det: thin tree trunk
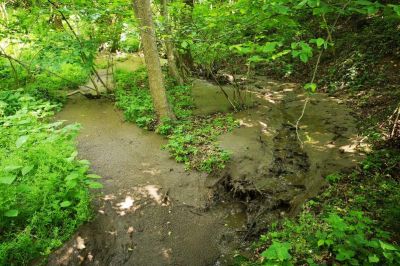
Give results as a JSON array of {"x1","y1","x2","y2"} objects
[
  {"x1": 161, "y1": 0, "x2": 183, "y2": 85},
  {"x1": 133, "y1": 0, "x2": 175, "y2": 120}
]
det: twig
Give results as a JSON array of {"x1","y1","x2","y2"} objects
[
  {"x1": 209, "y1": 71, "x2": 238, "y2": 112},
  {"x1": 390, "y1": 105, "x2": 400, "y2": 138},
  {"x1": 295, "y1": 50, "x2": 322, "y2": 147},
  {"x1": 294, "y1": 1, "x2": 350, "y2": 147}
]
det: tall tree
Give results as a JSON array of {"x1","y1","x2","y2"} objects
[
  {"x1": 133, "y1": 0, "x2": 175, "y2": 120},
  {"x1": 161, "y1": 0, "x2": 183, "y2": 85}
]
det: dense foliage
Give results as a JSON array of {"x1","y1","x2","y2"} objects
[{"x1": 0, "y1": 91, "x2": 103, "y2": 265}]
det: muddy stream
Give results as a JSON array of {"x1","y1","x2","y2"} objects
[{"x1": 48, "y1": 56, "x2": 363, "y2": 266}]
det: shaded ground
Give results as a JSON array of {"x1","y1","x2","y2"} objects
[{"x1": 48, "y1": 96, "x2": 244, "y2": 266}]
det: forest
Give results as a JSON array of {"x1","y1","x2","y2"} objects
[{"x1": 0, "y1": 0, "x2": 399, "y2": 265}]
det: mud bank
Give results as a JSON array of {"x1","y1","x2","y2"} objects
[
  {"x1": 48, "y1": 96, "x2": 245, "y2": 266},
  {"x1": 195, "y1": 77, "x2": 364, "y2": 237}
]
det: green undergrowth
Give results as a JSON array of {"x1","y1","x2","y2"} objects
[
  {"x1": 0, "y1": 90, "x2": 101, "y2": 265},
  {"x1": 0, "y1": 31, "x2": 92, "y2": 101},
  {"x1": 114, "y1": 67, "x2": 238, "y2": 173},
  {"x1": 237, "y1": 149, "x2": 400, "y2": 266}
]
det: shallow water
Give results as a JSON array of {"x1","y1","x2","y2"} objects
[
  {"x1": 210, "y1": 77, "x2": 364, "y2": 233},
  {"x1": 48, "y1": 95, "x2": 245, "y2": 266},
  {"x1": 48, "y1": 61, "x2": 364, "y2": 264}
]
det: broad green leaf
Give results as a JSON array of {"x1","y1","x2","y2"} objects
[
  {"x1": 60, "y1": 201, "x2": 72, "y2": 208},
  {"x1": 65, "y1": 172, "x2": 79, "y2": 181},
  {"x1": 87, "y1": 174, "x2": 101, "y2": 179},
  {"x1": 16, "y1": 135, "x2": 29, "y2": 148},
  {"x1": 181, "y1": 41, "x2": 188, "y2": 49},
  {"x1": 21, "y1": 165, "x2": 34, "y2": 176},
  {"x1": 336, "y1": 248, "x2": 355, "y2": 261},
  {"x1": 300, "y1": 53, "x2": 309, "y2": 63},
  {"x1": 368, "y1": 254, "x2": 380, "y2": 263},
  {"x1": 5, "y1": 165, "x2": 22, "y2": 172},
  {"x1": 0, "y1": 175, "x2": 17, "y2": 185},
  {"x1": 304, "y1": 83, "x2": 317, "y2": 92},
  {"x1": 261, "y1": 241, "x2": 292, "y2": 261},
  {"x1": 379, "y1": 240, "x2": 398, "y2": 251},
  {"x1": 88, "y1": 181, "x2": 103, "y2": 189},
  {"x1": 5, "y1": 209, "x2": 19, "y2": 217},
  {"x1": 66, "y1": 179, "x2": 78, "y2": 189}
]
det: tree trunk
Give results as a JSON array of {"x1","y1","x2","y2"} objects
[
  {"x1": 133, "y1": 0, "x2": 175, "y2": 120},
  {"x1": 161, "y1": 0, "x2": 184, "y2": 85}
]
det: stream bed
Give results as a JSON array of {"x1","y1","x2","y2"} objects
[{"x1": 47, "y1": 56, "x2": 364, "y2": 265}]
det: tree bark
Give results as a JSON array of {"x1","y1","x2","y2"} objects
[
  {"x1": 161, "y1": 0, "x2": 184, "y2": 85},
  {"x1": 133, "y1": 0, "x2": 175, "y2": 120}
]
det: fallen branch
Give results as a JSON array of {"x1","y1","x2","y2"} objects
[
  {"x1": 209, "y1": 71, "x2": 238, "y2": 112},
  {"x1": 390, "y1": 104, "x2": 400, "y2": 139}
]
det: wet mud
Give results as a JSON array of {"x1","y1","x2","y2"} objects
[
  {"x1": 201, "y1": 77, "x2": 364, "y2": 237},
  {"x1": 48, "y1": 96, "x2": 244, "y2": 266}
]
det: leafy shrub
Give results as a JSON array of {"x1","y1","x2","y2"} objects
[
  {"x1": 255, "y1": 210, "x2": 400, "y2": 266},
  {"x1": 120, "y1": 34, "x2": 141, "y2": 53},
  {"x1": 0, "y1": 92, "x2": 99, "y2": 265}
]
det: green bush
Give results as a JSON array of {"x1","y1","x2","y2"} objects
[
  {"x1": 254, "y1": 210, "x2": 400, "y2": 266},
  {"x1": 120, "y1": 34, "x2": 141, "y2": 53},
  {"x1": 0, "y1": 92, "x2": 100, "y2": 265}
]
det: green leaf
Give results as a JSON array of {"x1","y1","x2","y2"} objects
[
  {"x1": 5, "y1": 165, "x2": 22, "y2": 172},
  {"x1": 181, "y1": 41, "x2": 188, "y2": 49},
  {"x1": 5, "y1": 209, "x2": 19, "y2": 217},
  {"x1": 60, "y1": 201, "x2": 72, "y2": 208},
  {"x1": 248, "y1": 55, "x2": 264, "y2": 63},
  {"x1": 304, "y1": 83, "x2": 317, "y2": 92},
  {"x1": 317, "y1": 239, "x2": 325, "y2": 247},
  {"x1": 368, "y1": 254, "x2": 380, "y2": 263},
  {"x1": 87, "y1": 174, "x2": 101, "y2": 179},
  {"x1": 316, "y1": 38, "x2": 324, "y2": 48},
  {"x1": 16, "y1": 135, "x2": 29, "y2": 148},
  {"x1": 379, "y1": 240, "x2": 398, "y2": 251},
  {"x1": 0, "y1": 175, "x2": 17, "y2": 185},
  {"x1": 261, "y1": 241, "x2": 292, "y2": 261},
  {"x1": 261, "y1": 42, "x2": 279, "y2": 53},
  {"x1": 88, "y1": 181, "x2": 103, "y2": 189},
  {"x1": 300, "y1": 53, "x2": 309, "y2": 63},
  {"x1": 65, "y1": 172, "x2": 79, "y2": 181},
  {"x1": 336, "y1": 248, "x2": 355, "y2": 261},
  {"x1": 66, "y1": 179, "x2": 78, "y2": 189},
  {"x1": 21, "y1": 165, "x2": 34, "y2": 176}
]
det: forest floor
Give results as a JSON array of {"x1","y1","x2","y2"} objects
[{"x1": 46, "y1": 55, "x2": 367, "y2": 265}]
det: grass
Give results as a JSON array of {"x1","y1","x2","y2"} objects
[{"x1": 114, "y1": 67, "x2": 238, "y2": 173}]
